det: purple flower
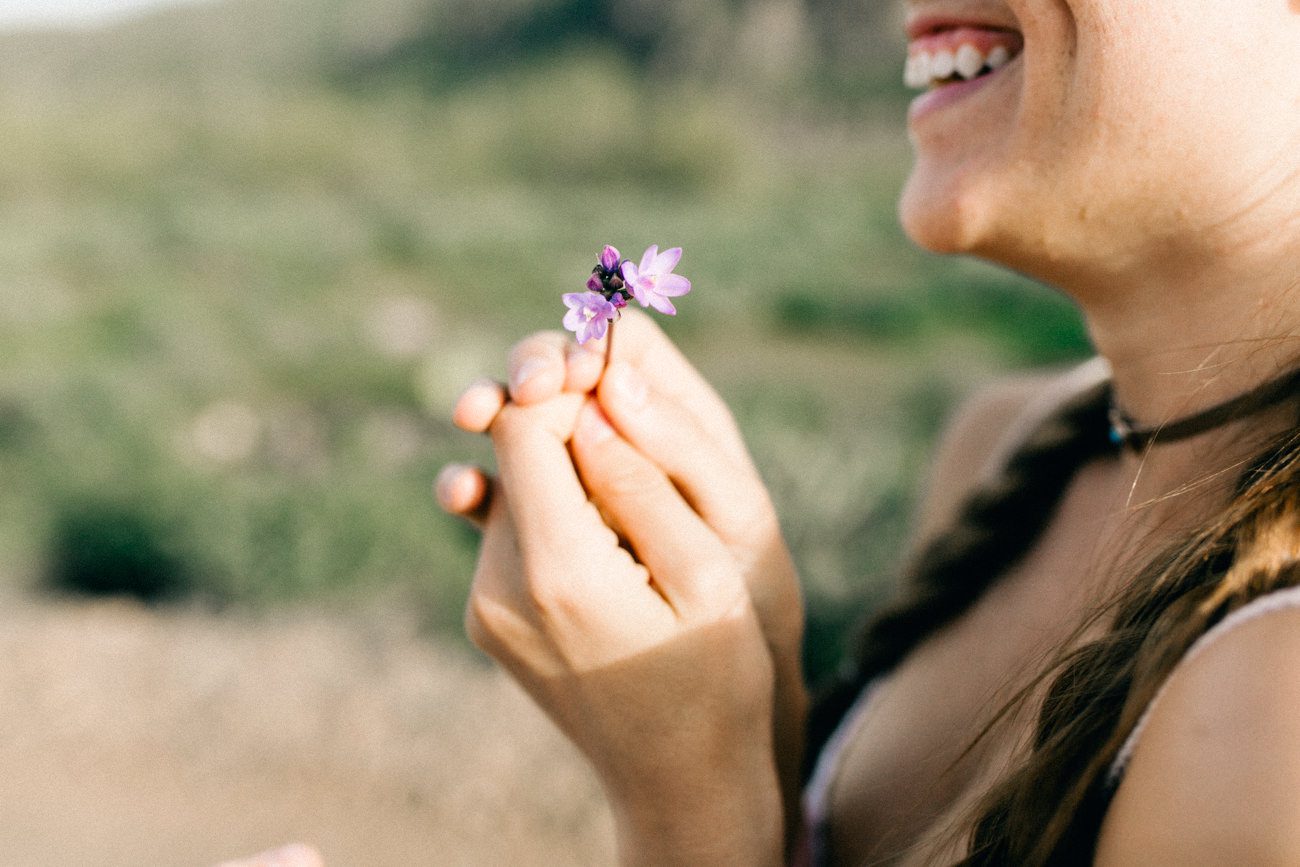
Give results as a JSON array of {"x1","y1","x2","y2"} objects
[
  {"x1": 599, "y1": 245, "x2": 622, "y2": 272},
  {"x1": 620, "y1": 245, "x2": 692, "y2": 315},
  {"x1": 562, "y1": 291, "x2": 617, "y2": 344},
  {"x1": 562, "y1": 243, "x2": 690, "y2": 340}
]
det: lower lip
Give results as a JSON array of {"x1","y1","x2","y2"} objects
[{"x1": 907, "y1": 62, "x2": 1014, "y2": 124}]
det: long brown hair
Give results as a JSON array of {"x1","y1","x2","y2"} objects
[
  {"x1": 807, "y1": 364, "x2": 1300, "y2": 863},
  {"x1": 962, "y1": 422, "x2": 1300, "y2": 864},
  {"x1": 805, "y1": 371, "x2": 1115, "y2": 769}
]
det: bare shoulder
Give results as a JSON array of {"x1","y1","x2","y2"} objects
[
  {"x1": 1096, "y1": 600, "x2": 1300, "y2": 865},
  {"x1": 910, "y1": 366, "x2": 1086, "y2": 548}
]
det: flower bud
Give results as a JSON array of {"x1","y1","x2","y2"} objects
[
  {"x1": 599, "y1": 245, "x2": 621, "y2": 272},
  {"x1": 586, "y1": 273, "x2": 603, "y2": 292}
]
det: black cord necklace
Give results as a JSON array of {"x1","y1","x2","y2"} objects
[{"x1": 1108, "y1": 365, "x2": 1300, "y2": 452}]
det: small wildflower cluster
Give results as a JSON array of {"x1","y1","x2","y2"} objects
[{"x1": 562, "y1": 244, "x2": 691, "y2": 345}]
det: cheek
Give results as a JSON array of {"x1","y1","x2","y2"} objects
[
  {"x1": 1050, "y1": 1, "x2": 1292, "y2": 222},
  {"x1": 898, "y1": 0, "x2": 1296, "y2": 266},
  {"x1": 901, "y1": 55, "x2": 1213, "y2": 260}
]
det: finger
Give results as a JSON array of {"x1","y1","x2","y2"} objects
[
  {"x1": 489, "y1": 394, "x2": 670, "y2": 618},
  {"x1": 435, "y1": 463, "x2": 493, "y2": 527},
  {"x1": 597, "y1": 361, "x2": 775, "y2": 546},
  {"x1": 489, "y1": 392, "x2": 595, "y2": 559},
  {"x1": 464, "y1": 485, "x2": 560, "y2": 668},
  {"x1": 563, "y1": 338, "x2": 607, "y2": 395},
  {"x1": 571, "y1": 401, "x2": 740, "y2": 616},
  {"x1": 507, "y1": 331, "x2": 569, "y2": 404},
  {"x1": 213, "y1": 844, "x2": 323, "y2": 867},
  {"x1": 453, "y1": 378, "x2": 507, "y2": 434},
  {"x1": 602, "y1": 310, "x2": 749, "y2": 462}
]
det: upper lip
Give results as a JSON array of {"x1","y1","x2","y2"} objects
[{"x1": 905, "y1": 7, "x2": 1020, "y2": 40}]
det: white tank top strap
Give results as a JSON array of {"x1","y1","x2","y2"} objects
[
  {"x1": 1105, "y1": 583, "x2": 1300, "y2": 788},
  {"x1": 801, "y1": 677, "x2": 886, "y2": 865}
]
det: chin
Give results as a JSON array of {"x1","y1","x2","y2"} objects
[
  {"x1": 898, "y1": 173, "x2": 1104, "y2": 300},
  {"x1": 897, "y1": 159, "x2": 1066, "y2": 284},
  {"x1": 898, "y1": 164, "x2": 983, "y2": 255}
]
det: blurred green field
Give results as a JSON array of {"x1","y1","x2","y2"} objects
[{"x1": 0, "y1": 0, "x2": 1091, "y2": 683}]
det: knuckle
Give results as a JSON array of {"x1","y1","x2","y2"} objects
[
  {"x1": 524, "y1": 576, "x2": 580, "y2": 623},
  {"x1": 463, "y1": 592, "x2": 497, "y2": 653},
  {"x1": 678, "y1": 560, "x2": 744, "y2": 616},
  {"x1": 489, "y1": 402, "x2": 527, "y2": 442},
  {"x1": 598, "y1": 455, "x2": 660, "y2": 499},
  {"x1": 464, "y1": 581, "x2": 520, "y2": 657}
]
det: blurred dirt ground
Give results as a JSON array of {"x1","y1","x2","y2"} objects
[{"x1": 0, "y1": 598, "x2": 615, "y2": 866}]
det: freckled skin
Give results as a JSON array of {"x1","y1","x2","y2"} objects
[
  {"x1": 901, "y1": 0, "x2": 1300, "y2": 428},
  {"x1": 902, "y1": 0, "x2": 1299, "y2": 305}
]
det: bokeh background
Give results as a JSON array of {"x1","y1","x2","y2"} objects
[{"x1": 0, "y1": 0, "x2": 1091, "y2": 863}]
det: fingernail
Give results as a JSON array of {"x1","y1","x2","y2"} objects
[
  {"x1": 565, "y1": 340, "x2": 603, "y2": 364},
  {"x1": 435, "y1": 464, "x2": 466, "y2": 506},
  {"x1": 512, "y1": 358, "x2": 546, "y2": 392},
  {"x1": 578, "y1": 403, "x2": 615, "y2": 445},
  {"x1": 607, "y1": 363, "x2": 647, "y2": 411}
]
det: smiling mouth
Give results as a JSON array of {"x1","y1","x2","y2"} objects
[{"x1": 904, "y1": 27, "x2": 1024, "y2": 91}]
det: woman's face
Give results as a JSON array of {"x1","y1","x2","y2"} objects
[{"x1": 898, "y1": 0, "x2": 1300, "y2": 294}]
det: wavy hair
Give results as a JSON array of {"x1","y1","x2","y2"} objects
[{"x1": 807, "y1": 365, "x2": 1300, "y2": 863}]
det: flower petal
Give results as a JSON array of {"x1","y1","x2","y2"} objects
[
  {"x1": 621, "y1": 265, "x2": 646, "y2": 305},
  {"x1": 653, "y1": 247, "x2": 682, "y2": 273},
  {"x1": 648, "y1": 294, "x2": 677, "y2": 315},
  {"x1": 656, "y1": 274, "x2": 692, "y2": 297},
  {"x1": 639, "y1": 245, "x2": 658, "y2": 273}
]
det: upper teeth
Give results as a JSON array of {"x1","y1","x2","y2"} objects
[{"x1": 904, "y1": 43, "x2": 1014, "y2": 90}]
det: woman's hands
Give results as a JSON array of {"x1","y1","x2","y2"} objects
[
  {"x1": 439, "y1": 312, "x2": 808, "y2": 856},
  {"x1": 464, "y1": 385, "x2": 782, "y2": 863},
  {"x1": 442, "y1": 312, "x2": 805, "y2": 683}
]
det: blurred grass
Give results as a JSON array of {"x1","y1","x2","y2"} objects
[{"x1": 0, "y1": 0, "x2": 1091, "y2": 683}]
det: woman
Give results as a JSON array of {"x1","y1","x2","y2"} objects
[{"x1": 438, "y1": 0, "x2": 1300, "y2": 862}]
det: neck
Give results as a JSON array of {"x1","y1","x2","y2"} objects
[
  {"x1": 1071, "y1": 238, "x2": 1300, "y2": 506},
  {"x1": 1090, "y1": 286, "x2": 1300, "y2": 429}
]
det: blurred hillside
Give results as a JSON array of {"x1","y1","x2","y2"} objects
[
  {"x1": 0, "y1": 0, "x2": 903, "y2": 94},
  {"x1": 0, "y1": 0, "x2": 1090, "y2": 684}
]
